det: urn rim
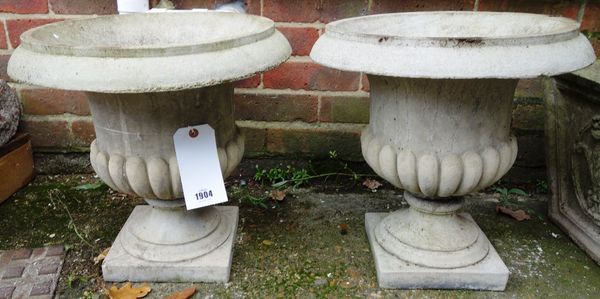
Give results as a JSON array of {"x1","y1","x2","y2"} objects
[
  {"x1": 310, "y1": 11, "x2": 596, "y2": 79},
  {"x1": 8, "y1": 12, "x2": 291, "y2": 93}
]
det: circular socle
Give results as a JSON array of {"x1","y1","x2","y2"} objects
[
  {"x1": 310, "y1": 11, "x2": 596, "y2": 79},
  {"x1": 8, "y1": 12, "x2": 291, "y2": 93}
]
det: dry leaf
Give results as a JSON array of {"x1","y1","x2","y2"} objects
[
  {"x1": 362, "y1": 179, "x2": 382, "y2": 190},
  {"x1": 108, "y1": 282, "x2": 151, "y2": 299},
  {"x1": 338, "y1": 223, "x2": 349, "y2": 235},
  {"x1": 496, "y1": 205, "x2": 531, "y2": 221},
  {"x1": 262, "y1": 239, "x2": 273, "y2": 246},
  {"x1": 94, "y1": 247, "x2": 110, "y2": 265},
  {"x1": 164, "y1": 287, "x2": 196, "y2": 299},
  {"x1": 269, "y1": 190, "x2": 286, "y2": 201}
]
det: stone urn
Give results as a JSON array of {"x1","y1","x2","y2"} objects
[
  {"x1": 8, "y1": 12, "x2": 291, "y2": 282},
  {"x1": 310, "y1": 11, "x2": 595, "y2": 290}
]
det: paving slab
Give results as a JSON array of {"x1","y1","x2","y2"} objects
[{"x1": 0, "y1": 246, "x2": 64, "y2": 299}]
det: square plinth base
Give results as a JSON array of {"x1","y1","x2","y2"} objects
[
  {"x1": 365, "y1": 213, "x2": 509, "y2": 290},
  {"x1": 102, "y1": 206, "x2": 238, "y2": 282}
]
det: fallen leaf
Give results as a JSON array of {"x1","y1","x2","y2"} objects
[
  {"x1": 94, "y1": 247, "x2": 110, "y2": 265},
  {"x1": 108, "y1": 282, "x2": 151, "y2": 299},
  {"x1": 262, "y1": 239, "x2": 273, "y2": 246},
  {"x1": 362, "y1": 179, "x2": 382, "y2": 190},
  {"x1": 329, "y1": 279, "x2": 337, "y2": 287},
  {"x1": 164, "y1": 287, "x2": 196, "y2": 299},
  {"x1": 496, "y1": 205, "x2": 531, "y2": 221},
  {"x1": 338, "y1": 223, "x2": 349, "y2": 235},
  {"x1": 269, "y1": 190, "x2": 286, "y2": 201}
]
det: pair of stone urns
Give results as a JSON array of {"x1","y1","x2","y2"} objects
[{"x1": 8, "y1": 10, "x2": 596, "y2": 290}]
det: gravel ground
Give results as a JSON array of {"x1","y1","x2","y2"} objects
[{"x1": 1, "y1": 168, "x2": 598, "y2": 298}]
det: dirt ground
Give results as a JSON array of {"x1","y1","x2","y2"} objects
[{"x1": 1, "y1": 159, "x2": 599, "y2": 298}]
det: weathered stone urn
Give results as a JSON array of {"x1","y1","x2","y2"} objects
[
  {"x1": 8, "y1": 12, "x2": 291, "y2": 282},
  {"x1": 311, "y1": 11, "x2": 595, "y2": 290},
  {"x1": 545, "y1": 59, "x2": 600, "y2": 264}
]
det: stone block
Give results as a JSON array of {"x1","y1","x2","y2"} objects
[
  {"x1": 102, "y1": 206, "x2": 239, "y2": 282},
  {"x1": 366, "y1": 213, "x2": 509, "y2": 290}
]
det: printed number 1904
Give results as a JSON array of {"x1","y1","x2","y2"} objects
[{"x1": 195, "y1": 190, "x2": 214, "y2": 200}]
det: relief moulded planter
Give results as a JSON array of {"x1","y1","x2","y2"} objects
[
  {"x1": 310, "y1": 11, "x2": 595, "y2": 290},
  {"x1": 545, "y1": 59, "x2": 600, "y2": 264},
  {"x1": 8, "y1": 12, "x2": 291, "y2": 282}
]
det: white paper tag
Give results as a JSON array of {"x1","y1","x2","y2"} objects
[{"x1": 173, "y1": 125, "x2": 228, "y2": 210}]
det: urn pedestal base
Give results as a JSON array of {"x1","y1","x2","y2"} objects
[
  {"x1": 365, "y1": 212, "x2": 508, "y2": 290},
  {"x1": 102, "y1": 205, "x2": 238, "y2": 282}
]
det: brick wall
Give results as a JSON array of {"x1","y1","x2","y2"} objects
[{"x1": 1, "y1": 0, "x2": 599, "y2": 165}]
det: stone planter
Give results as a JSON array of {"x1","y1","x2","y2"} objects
[
  {"x1": 545, "y1": 59, "x2": 600, "y2": 264},
  {"x1": 311, "y1": 11, "x2": 595, "y2": 290},
  {"x1": 8, "y1": 12, "x2": 291, "y2": 282}
]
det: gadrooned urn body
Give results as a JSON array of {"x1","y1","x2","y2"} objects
[
  {"x1": 311, "y1": 11, "x2": 596, "y2": 198},
  {"x1": 8, "y1": 12, "x2": 292, "y2": 200}
]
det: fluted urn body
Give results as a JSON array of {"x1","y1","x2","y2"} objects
[
  {"x1": 311, "y1": 11, "x2": 595, "y2": 290},
  {"x1": 8, "y1": 12, "x2": 291, "y2": 282}
]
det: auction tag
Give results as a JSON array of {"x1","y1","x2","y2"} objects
[{"x1": 173, "y1": 124, "x2": 228, "y2": 210}]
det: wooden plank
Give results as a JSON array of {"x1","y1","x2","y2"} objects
[{"x1": 0, "y1": 135, "x2": 35, "y2": 203}]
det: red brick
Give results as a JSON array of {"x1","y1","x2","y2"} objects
[
  {"x1": 0, "y1": 55, "x2": 9, "y2": 81},
  {"x1": 72, "y1": 119, "x2": 96, "y2": 146},
  {"x1": 361, "y1": 73, "x2": 370, "y2": 92},
  {"x1": 234, "y1": 93, "x2": 318, "y2": 122},
  {"x1": 277, "y1": 27, "x2": 319, "y2": 56},
  {"x1": 234, "y1": 75, "x2": 260, "y2": 88},
  {"x1": 264, "y1": 0, "x2": 368, "y2": 23},
  {"x1": 320, "y1": 95, "x2": 369, "y2": 123},
  {"x1": 591, "y1": 37, "x2": 600, "y2": 57},
  {"x1": 264, "y1": 61, "x2": 360, "y2": 91},
  {"x1": 370, "y1": 0, "x2": 474, "y2": 14},
  {"x1": 2, "y1": 266, "x2": 25, "y2": 278},
  {"x1": 478, "y1": 0, "x2": 580, "y2": 19},
  {"x1": 45, "y1": 245, "x2": 65, "y2": 257},
  {"x1": 19, "y1": 120, "x2": 70, "y2": 148},
  {"x1": 166, "y1": 0, "x2": 260, "y2": 14},
  {"x1": 38, "y1": 263, "x2": 60, "y2": 275},
  {"x1": 582, "y1": 1, "x2": 600, "y2": 32},
  {"x1": 20, "y1": 88, "x2": 91, "y2": 116},
  {"x1": 30, "y1": 281, "x2": 52, "y2": 296},
  {"x1": 0, "y1": 22, "x2": 7, "y2": 50},
  {"x1": 265, "y1": 125, "x2": 362, "y2": 159},
  {"x1": 11, "y1": 249, "x2": 32, "y2": 260},
  {"x1": 50, "y1": 0, "x2": 117, "y2": 14},
  {"x1": 239, "y1": 126, "x2": 266, "y2": 155},
  {"x1": 0, "y1": 0, "x2": 48, "y2": 14},
  {"x1": 7, "y1": 19, "x2": 64, "y2": 48}
]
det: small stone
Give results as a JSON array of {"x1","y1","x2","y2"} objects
[
  {"x1": 313, "y1": 278, "x2": 327, "y2": 287},
  {"x1": 0, "y1": 80, "x2": 20, "y2": 146}
]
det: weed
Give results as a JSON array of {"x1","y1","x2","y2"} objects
[
  {"x1": 66, "y1": 274, "x2": 89, "y2": 289},
  {"x1": 47, "y1": 189, "x2": 96, "y2": 249},
  {"x1": 254, "y1": 152, "x2": 374, "y2": 189},
  {"x1": 229, "y1": 185, "x2": 268, "y2": 208},
  {"x1": 535, "y1": 179, "x2": 549, "y2": 194},
  {"x1": 254, "y1": 164, "x2": 311, "y2": 188}
]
